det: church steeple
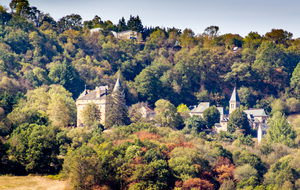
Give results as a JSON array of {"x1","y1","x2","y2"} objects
[{"x1": 229, "y1": 87, "x2": 240, "y2": 114}]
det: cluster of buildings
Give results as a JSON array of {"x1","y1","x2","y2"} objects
[
  {"x1": 76, "y1": 78, "x2": 269, "y2": 142},
  {"x1": 189, "y1": 87, "x2": 270, "y2": 142},
  {"x1": 90, "y1": 28, "x2": 138, "y2": 40}
]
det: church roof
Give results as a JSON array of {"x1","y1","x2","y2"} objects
[
  {"x1": 217, "y1": 107, "x2": 229, "y2": 115},
  {"x1": 77, "y1": 86, "x2": 107, "y2": 100},
  {"x1": 189, "y1": 102, "x2": 210, "y2": 113},
  {"x1": 243, "y1": 109, "x2": 268, "y2": 117},
  {"x1": 230, "y1": 87, "x2": 240, "y2": 102}
]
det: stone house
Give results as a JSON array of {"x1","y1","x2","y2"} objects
[
  {"x1": 189, "y1": 102, "x2": 210, "y2": 118},
  {"x1": 76, "y1": 76, "x2": 121, "y2": 127},
  {"x1": 139, "y1": 106, "x2": 155, "y2": 120}
]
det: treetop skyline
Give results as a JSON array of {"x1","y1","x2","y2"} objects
[{"x1": 1, "y1": 0, "x2": 300, "y2": 38}]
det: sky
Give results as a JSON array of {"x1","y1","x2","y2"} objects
[{"x1": 1, "y1": 0, "x2": 300, "y2": 38}]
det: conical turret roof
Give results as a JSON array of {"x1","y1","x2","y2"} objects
[
  {"x1": 113, "y1": 74, "x2": 122, "y2": 92},
  {"x1": 230, "y1": 87, "x2": 240, "y2": 102},
  {"x1": 77, "y1": 85, "x2": 87, "y2": 99}
]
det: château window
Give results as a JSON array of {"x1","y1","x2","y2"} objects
[{"x1": 231, "y1": 104, "x2": 234, "y2": 109}]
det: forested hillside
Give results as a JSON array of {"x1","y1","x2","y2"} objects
[{"x1": 1, "y1": 0, "x2": 300, "y2": 190}]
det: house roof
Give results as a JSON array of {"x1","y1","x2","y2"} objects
[
  {"x1": 77, "y1": 89, "x2": 87, "y2": 99},
  {"x1": 230, "y1": 87, "x2": 240, "y2": 102},
  {"x1": 189, "y1": 102, "x2": 210, "y2": 113},
  {"x1": 77, "y1": 86, "x2": 107, "y2": 101},
  {"x1": 141, "y1": 106, "x2": 155, "y2": 112},
  {"x1": 217, "y1": 107, "x2": 229, "y2": 115},
  {"x1": 243, "y1": 109, "x2": 268, "y2": 117}
]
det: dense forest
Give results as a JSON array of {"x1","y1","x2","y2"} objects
[{"x1": 1, "y1": 0, "x2": 300, "y2": 189}]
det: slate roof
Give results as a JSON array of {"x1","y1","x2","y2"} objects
[
  {"x1": 113, "y1": 75, "x2": 122, "y2": 92},
  {"x1": 230, "y1": 87, "x2": 240, "y2": 102},
  {"x1": 243, "y1": 109, "x2": 268, "y2": 117},
  {"x1": 189, "y1": 102, "x2": 210, "y2": 113},
  {"x1": 77, "y1": 86, "x2": 107, "y2": 100},
  {"x1": 217, "y1": 107, "x2": 229, "y2": 115},
  {"x1": 77, "y1": 89, "x2": 87, "y2": 99}
]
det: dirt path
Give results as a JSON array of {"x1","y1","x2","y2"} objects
[{"x1": 0, "y1": 176, "x2": 67, "y2": 190}]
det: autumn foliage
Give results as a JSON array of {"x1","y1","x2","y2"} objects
[
  {"x1": 213, "y1": 157, "x2": 236, "y2": 184},
  {"x1": 181, "y1": 178, "x2": 215, "y2": 190}
]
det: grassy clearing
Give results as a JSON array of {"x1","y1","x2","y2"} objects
[{"x1": 0, "y1": 176, "x2": 67, "y2": 190}]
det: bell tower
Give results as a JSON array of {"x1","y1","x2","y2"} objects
[{"x1": 229, "y1": 87, "x2": 240, "y2": 114}]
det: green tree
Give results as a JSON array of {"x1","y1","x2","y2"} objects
[
  {"x1": 8, "y1": 123, "x2": 60, "y2": 173},
  {"x1": 62, "y1": 144, "x2": 103, "y2": 190},
  {"x1": 266, "y1": 112, "x2": 296, "y2": 147},
  {"x1": 203, "y1": 105, "x2": 220, "y2": 129},
  {"x1": 154, "y1": 99, "x2": 183, "y2": 129},
  {"x1": 127, "y1": 15, "x2": 143, "y2": 32},
  {"x1": 105, "y1": 86, "x2": 128, "y2": 128},
  {"x1": 0, "y1": 6, "x2": 12, "y2": 25},
  {"x1": 290, "y1": 62, "x2": 300, "y2": 98},
  {"x1": 47, "y1": 93, "x2": 70, "y2": 127},
  {"x1": 184, "y1": 115, "x2": 206, "y2": 135},
  {"x1": 227, "y1": 108, "x2": 250, "y2": 134},
  {"x1": 135, "y1": 68, "x2": 160, "y2": 104},
  {"x1": 81, "y1": 102, "x2": 101, "y2": 127},
  {"x1": 48, "y1": 59, "x2": 84, "y2": 98},
  {"x1": 117, "y1": 17, "x2": 127, "y2": 32},
  {"x1": 234, "y1": 164, "x2": 258, "y2": 181},
  {"x1": 235, "y1": 150, "x2": 266, "y2": 178},
  {"x1": 57, "y1": 14, "x2": 82, "y2": 32},
  {"x1": 9, "y1": 0, "x2": 30, "y2": 16},
  {"x1": 181, "y1": 28, "x2": 197, "y2": 48},
  {"x1": 264, "y1": 160, "x2": 298, "y2": 187},
  {"x1": 203, "y1": 25, "x2": 219, "y2": 37},
  {"x1": 265, "y1": 29, "x2": 293, "y2": 45}
]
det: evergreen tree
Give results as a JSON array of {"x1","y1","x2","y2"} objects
[
  {"x1": 117, "y1": 17, "x2": 127, "y2": 32},
  {"x1": 127, "y1": 15, "x2": 143, "y2": 32},
  {"x1": 105, "y1": 86, "x2": 128, "y2": 128}
]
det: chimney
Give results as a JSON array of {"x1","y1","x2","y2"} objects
[{"x1": 96, "y1": 87, "x2": 101, "y2": 98}]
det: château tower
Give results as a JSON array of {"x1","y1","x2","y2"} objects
[
  {"x1": 229, "y1": 87, "x2": 240, "y2": 114},
  {"x1": 75, "y1": 75, "x2": 124, "y2": 127}
]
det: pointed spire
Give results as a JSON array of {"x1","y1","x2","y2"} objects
[
  {"x1": 113, "y1": 72, "x2": 122, "y2": 92},
  {"x1": 230, "y1": 87, "x2": 240, "y2": 102}
]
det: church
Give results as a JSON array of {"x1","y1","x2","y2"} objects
[
  {"x1": 75, "y1": 76, "x2": 122, "y2": 127},
  {"x1": 189, "y1": 87, "x2": 270, "y2": 142}
]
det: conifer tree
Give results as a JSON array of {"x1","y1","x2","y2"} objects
[{"x1": 105, "y1": 86, "x2": 128, "y2": 128}]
